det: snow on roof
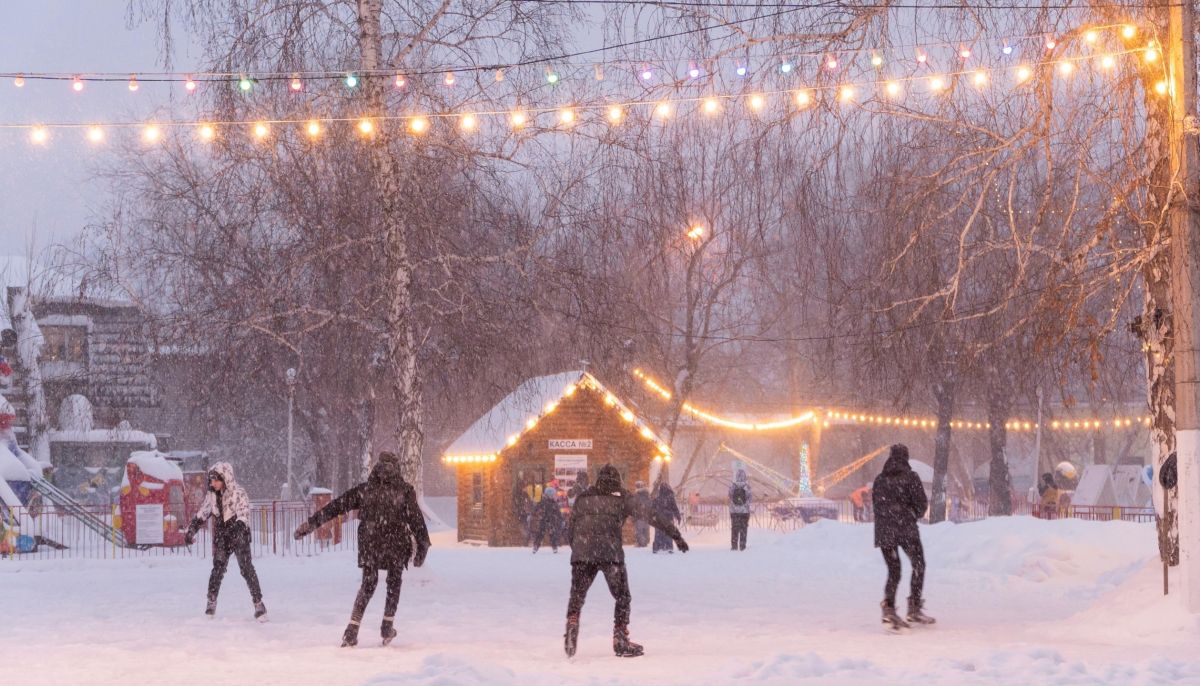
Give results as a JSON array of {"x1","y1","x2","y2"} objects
[
  {"x1": 443, "y1": 371, "x2": 670, "y2": 459},
  {"x1": 0, "y1": 443, "x2": 33, "y2": 481},
  {"x1": 49, "y1": 428, "x2": 158, "y2": 448},
  {"x1": 908, "y1": 459, "x2": 935, "y2": 483},
  {"x1": 127, "y1": 451, "x2": 183, "y2": 483}
]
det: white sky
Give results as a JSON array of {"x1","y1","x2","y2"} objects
[{"x1": 0, "y1": 3, "x2": 197, "y2": 250}]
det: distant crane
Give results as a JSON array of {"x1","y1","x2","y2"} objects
[{"x1": 716, "y1": 442, "x2": 890, "y2": 497}]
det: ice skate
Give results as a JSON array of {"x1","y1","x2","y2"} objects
[
  {"x1": 613, "y1": 624, "x2": 644, "y2": 657},
  {"x1": 881, "y1": 601, "x2": 910, "y2": 633},
  {"x1": 381, "y1": 620, "x2": 398, "y2": 646},
  {"x1": 564, "y1": 615, "x2": 580, "y2": 658},
  {"x1": 205, "y1": 596, "x2": 217, "y2": 618},
  {"x1": 253, "y1": 601, "x2": 268, "y2": 622},
  {"x1": 341, "y1": 622, "x2": 360, "y2": 647},
  {"x1": 906, "y1": 597, "x2": 936, "y2": 626}
]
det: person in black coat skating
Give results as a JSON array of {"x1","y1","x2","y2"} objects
[
  {"x1": 650, "y1": 483, "x2": 682, "y2": 553},
  {"x1": 532, "y1": 486, "x2": 564, "y2": 553},
  {"x1": 294, "y1": 452, "x2": 431, "y2": 647},
  {"x1": 564, "y1": 464, "x2": 689, "y2": 658},
  {"x1": 871, "y1": 444, "x2": 934, "y2": 629}
]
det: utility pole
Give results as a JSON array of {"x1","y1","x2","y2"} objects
[
  {"x1": 286, "y1": 367, "x2": 297, "y2": 501},
  {"x1": 1166, "y1": 0, "x2": 1200, "y2": 611}
]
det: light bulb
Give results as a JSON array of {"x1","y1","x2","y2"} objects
[
  {"x1": 253, "y1": 122, "x2": 269, "y2": 139},
  {"x1": 735, "y1": 65, "x2": 747, "y2": 76},
  {"x1": 444, "y1": 72, "x2": 456, "y2": 86},
  {"x1": 395, "y1": 74, "x2": 407, "y2": 88},
  {"x1": 885, "y1": 81, "x2": 901, "y2": 97},
  {"x1": 654, "y1": 102, "x2": 671, "y2": 118},
  {"x1": 826, "y1": 57, "x2": 838, "y2": 70},
  {"x1": 703, "y1": 97, "x2": 720, "y2": 114},
  {"x1": 1101, "y1": 54, "x2": 1116, "y2": 69},
  {"x1": 973, "y1": 70, "x2": 987, "y2": 86},
  {"x1": 410, "y1": 117, "x2": 429, "y2": 134},
  {"x1": 13, "y1": 75, "x2": 25, "y2": 87},
  {"x1": 1002, "y1": 45, "x2": 1013, "y2": 55},
  {"x1": 917, "y1": 53, "x2": 927, "y2": 64},
  {"x1": 839, "y1": 85, "x2": 855, "y2": 101},
  {"x1": 688, "y1": 67, "x2": 700, "y2": 78},
  {"x1": 143, "y1": 125, "x2": 161, "y2": 143},
  {"x1": 795, "y1": 90, "x2": 812, "y2": 107},
  {"x1": 871, "y1": 54, "x2": 883, "y2": 67},
  {"x1": 1058, "y1": 61, "x2": 1075, "y2": 76},
  {"x1": 290, "y1": 77, "x2": 303, "y2": 91},
  {"x1": 460, "y1": 114, "x2": 477, "y2": 131},
  {"x1": 780, "y1": 62, "x2": 792, "y2": 73},
  {"x1": 511, "y1": 111, "x2": 527, "y2": 128},
  {"x1": 1145, "y1": 47, "x2": 1159, "y2": 63},
  {"x1": 239, "y1": 77, "x2": 252, "y2": 91},
  {"x1": 30, "y1": 127, "x2": 47, "y2": 144},
  {"x1": 559, "y1": 108, "x2": 575, "y2": 124},
  {"x1": 641, "y1": 69, "x2": 653, "y2": 80},
  {"x1": 959, "y1": 48, "x2": 971, "y2": 59},
  {"x1": 1155, "y1": 80, "x2": 1169, "y2": 95},
  {"x1": 185, "y1": 77, "x2": 197, "y2": 92},
  {"x1": 1122, "y1": 25, "x2": 1136, "y2": 39},
  {"x1": 198, "y1": 124, "x2": 216, "y2": 141},
  {"x1": 1045, "y1": 39, "x2": 1057, "y2": 50},
  {"x1": 86, "y1": 126, "x2": 104, "y2": 143},
  {"x1": 72, "y1": 77, "x2": 84, "y2": 92},
  {"x1": 687, "y1": 225, "x2": 705, "y2": 239},
  {"x1": 748, "y1": 94, "x2": 765, "y2": 110},
  {"x1": 607, "y1": 106, "x2": 623, "y2": 123},
  {"x1": 344, "y1": 73, "x2": 358, "y2": 88},
  {"x1": 930, "y1": 76, "x2": 945, "y2": 90},
  {"x1": 1016, "y1": 66, "x2": 1032, "y2": 82},
  {"x1": 1084, "y1": 30, "x2": 1098, "y2": 43},
  {"x1": 546, "y1": 71, "x2": 559, "y2": 84},
  {"x1": 128, "y1": 76, "x2": 139, "y2": 91},
  {"x1": 305, "y1": 120, "x2": 321, "y2": 137},
  {"x1": 357, "y1": 118, "x2": 374, "y2": 135}
]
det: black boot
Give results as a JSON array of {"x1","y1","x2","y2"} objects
[
  {"x1": 205, "y1": 596, "x2": 217, "y2": 617},
  {"x1": 564, "y1": 614, "x2": 580, "y2": 658},
  {"x1": 381, "y1": 619, "x2": 398, "y2": 646},
  {"x1": 881, "y1": 600, "x2": 909, "y2": 632},
  {"x1": 253, "y1": 601, "x2": 267, "y2": 622},
  {"x1": 613, "y1": 624, "x2": 644, "y2": 657},
  {"x1": 341, "y1": 622, "x2": 360, "y2": 647},
  {"x1": 906, "y1": 597, "x2": 936, "y2": 625}
]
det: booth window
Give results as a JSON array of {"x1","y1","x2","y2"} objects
[
  {"x1": 471, "y1": 472, "x2": 484, "y2": 507},
  {"x1": 41, "y1": 326, "x2": 89, "y2": 363}
]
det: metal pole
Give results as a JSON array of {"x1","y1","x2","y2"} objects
[
  {"x1": 1165, "y1": 0, "x2": 1200, "y2": 612},
  {"x1": 286, "y1": 367, "x2": 296, "y2": 503},
  {"x1": 1034, "y1": 386, "x2": 1043, "y2": 486}
]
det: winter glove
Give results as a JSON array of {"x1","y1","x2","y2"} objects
[
  {"x1": 184, "y1": 530, "x2": 195, "y2": 546},
  {"x1": 675, "y1": 537, "x2": 689, "y2": 553},
  {"x1": 293, "y1": 521, "x2": 314, "y2": 539},
  {"x1": 413, "y1": 544, "x2": 429, "y2": 568}
]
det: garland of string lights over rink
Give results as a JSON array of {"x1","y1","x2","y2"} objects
[{"x1": 0, "y1": 22, "x2": 1166, "y2": 145}]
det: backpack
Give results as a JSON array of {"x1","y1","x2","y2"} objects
[{"x1": 731, "y1": 485, "x2": 748, "y2": 506}]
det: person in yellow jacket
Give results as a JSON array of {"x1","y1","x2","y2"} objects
[{"x1": 1037, "y1": 473, "x2": 1061, "y2": 519}]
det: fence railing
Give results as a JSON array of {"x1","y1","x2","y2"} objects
[{"x1": 2, "y1": 501, "x2": 358, "y2": 561}]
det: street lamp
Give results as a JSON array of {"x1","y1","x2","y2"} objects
[{"x1": 286, "y1": 367, "x2": 297, "y2": 500}]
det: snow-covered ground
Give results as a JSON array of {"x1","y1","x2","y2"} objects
[{"x1": 4, "y1": 518, "x2": 1198, "y2": 685}]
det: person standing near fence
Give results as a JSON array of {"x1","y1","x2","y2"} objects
[
  {"x1": 651, "y1": 483, "x2": 682, "y2": 554},
  {"x1": 564, "y1": 464, "x2": 689, "y2": 657},
  {"x1": 871, "y1": 444, "x2": 934, "y2": 631},
  {"x1": 728, "y1": 470, "x2": 752, "y2": 551},
  {"x1": 184, "y1": 462, "x2": 267, "y2": 621},
  {"x1": 633, "y1": 481, "x2": 652, "y2": 547},
  {"x1": 532, "y1": 486, "x2": 564, "y2": 553},
  {"x1": 293, "y1": 451, "x2": 430, "y2": 647}
]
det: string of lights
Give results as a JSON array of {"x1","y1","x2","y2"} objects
[
  {"x1": 0, "y1": 22, "x2": 1140, "y2": 91},
  {"x1": 632, "y1": 369, "x2": 1152, "y2": 433},
  {"x1": 4, "y1": 43, "x2": 1162, "y2": 147}
]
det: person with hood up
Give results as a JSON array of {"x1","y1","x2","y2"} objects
[
  {"x1": 850, "y1": 485, "x2": 871, "y2": 522},
  {"x1": 564, "y1": 464, "x2": 689, "y2": 658},
  {"x1": 651, "y1": 483, "x2": 682, "y2": 553},
  {"x1": 633, "y1": 481, "x2": 652, "y2": 547},
  {"x1": 728, "y1": 469, "x2": 752, "y2": 551},
  {"x1": 294, "y1": 452, "x2": 431, "y2": 647},
  {"x1": 871, "y1": 444, "x2": 934, "y2": 631},
  {"x1": 184, "y1": 462, "x2": 267, "y2": 620},
  {"x1": 532, "y1": 485, "x2": 564, "y2": 553}
]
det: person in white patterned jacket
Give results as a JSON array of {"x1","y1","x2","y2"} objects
[{"x1": 185, "y1": 462, "x2": 267, "y2": 621}]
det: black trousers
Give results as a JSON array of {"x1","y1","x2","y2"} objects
[
  {"x1": 533, "y1": 518, "x2": 561, "y2": 551},
  {"x1": 881, "y1": 539, "x2": 925, "y2": 606},
  {"x1": 567, "y1": 561, "x2": 631, "y2": 627},
  {"x1": 350, "y1": 568, "x2": 403, "y2": 624},
  {"x1": 207, "y1": 524, "x2": 262, "y2": 604},
  {"x1": 730, "y1": 513, "x2": 750, "y2": 550}
]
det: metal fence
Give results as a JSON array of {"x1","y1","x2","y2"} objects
[{"x1": 2, "y1": 501, "x2": 358, "y2": 561}]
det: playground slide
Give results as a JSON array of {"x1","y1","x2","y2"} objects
[{"x1": 28, "y1": 476, "x2": 128, "y2": 548}]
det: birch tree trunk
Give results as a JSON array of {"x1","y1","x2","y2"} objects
[
  {"x1": 985, "y1": 376, "x2": 1014, "y2": 516},
  {"x1": 929, "y1": 370, "x2": 956, "y2": 524}
]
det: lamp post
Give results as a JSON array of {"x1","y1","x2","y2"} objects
[{"x1": 286, "y1": 367, "x2": 296, "y2": 500}]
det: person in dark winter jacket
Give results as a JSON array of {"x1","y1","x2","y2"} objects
[
  {"x1": 294, "y1": 452, "x2": 431, "y2": 647},
  {"x1": 185, "y1": 462, "x2": 266, "y2": 620},
  {"x1": 633, "y1": 481, "x2": 652, "y2": 547},
  {"x1": 564, "y1": 464, "x2": 688, "y2": 658},
  {"x1": 871, "y1": 444, "x2": 933, "y2": 630},
  {"x1": 532, "y1": 486, "x2": 564, "y2": 553},
  {"x1": 728, "y1": 469, "x2": 752, "y2": 551},
  {"x1": 651, "y1": 483, "x2": 682, "y2": 553}
]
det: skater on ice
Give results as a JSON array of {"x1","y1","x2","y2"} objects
[
  {"x1": 184, "y1": 462, "x2": 267, "y2": 621},
  {"x1": 294, "y1": 451, "x2": 430, "y2": 647},
  {"x1": 729, "y1": 468, "x2": 752, "y2": 551},
  {"x1": 871, "y1": 444, "x2": 934, "y2": 631},
  {"x1": 650, "y1": 481, "x2": 682, "y2": 554},
  {"x1": 531, "y1": 484, "x2": 564, "y2": 553},
  {"x1": 564, "y1": 463, "x2": 689, "y2": 658}
]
